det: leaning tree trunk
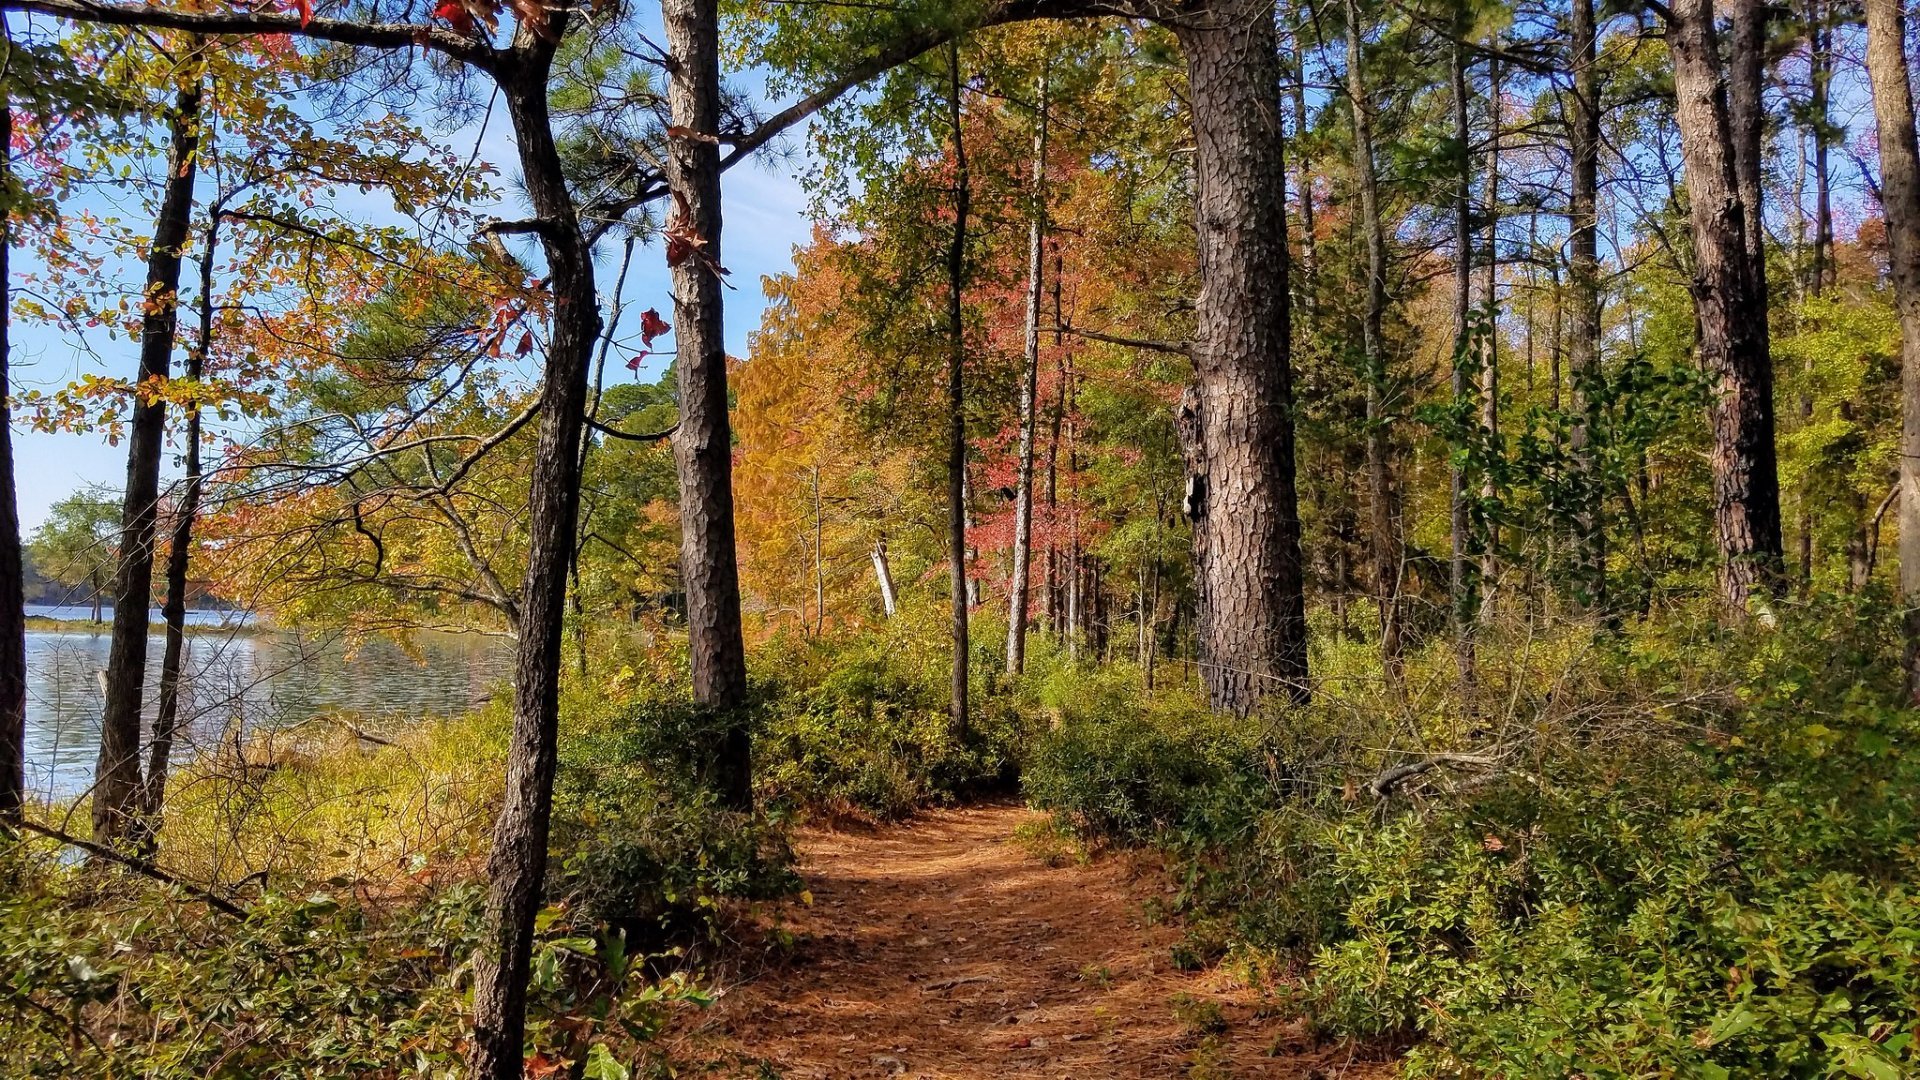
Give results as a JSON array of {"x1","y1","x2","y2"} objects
[
  {"x1": 94, "y1": 58, "x2": 205, "y2": 845},
  {"x1": 1171, "y1": 0, "x2": 1308, "y2": 713},
  {"x1": 1863, "y1": 0, "x2": 1920, "y2": 700},
  {"x1": 1006, "y1": 67, "x2": 1048, "y2": 678},
  {"x1": 1665, "y1": 0, "x2": 1785, "y2": 613},
  {"x1": 467, "y1": 40, "x2": 604, "y2": 1080},
  {"x1": 664, "y1": 0, "x2": 753, "y2": 809},
  {"x1": 1345, "y1": 0, "x2": 1402, "y2": 679},
  {"x1": 0, "y1": 67, "x2": 23, "y2": 827},
  {"x1": 1567, "y1": 0, "x2": 1606, "y2": 608},
  {"x1": 138, "y1": 209, "x2": 221, "y2": 841},
  {"x1": 945, "y1": 42, "x2": 972, "y2": 739}
]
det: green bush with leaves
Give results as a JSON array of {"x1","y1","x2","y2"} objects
[
  {"x1": 748, "y1": 604, "x2": 1027, "y2": 818},
  {"x1": 1027, "y1": 600, "x2": 1920, "y2": 1078}
]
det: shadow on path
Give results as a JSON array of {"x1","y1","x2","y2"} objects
[{"x1": 665, "y1": 804, "x2": 1395, "y2": 1079}]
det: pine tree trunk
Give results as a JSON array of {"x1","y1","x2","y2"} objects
[
  {"x1": 945, "y1": 43, "x2": 971, "y2": 739},
  {"x1": 664, "y1": 0, "x2": 752, "y2": 808},
  {"x1": 1172, "y1": 1, "x2": 1309, "y2": 712},
  {"x1": 1666, "y1": 0, "x2": 1785, "y2": 613},
  {"x1": 0, "y1": 69, "x2": 22, "y2": 828},
  {"x1": 1345, "y1": 0, "x2": 1401, "y2": 678},
  {"x1": 94, "y1": 57, "x2": 205, "y2": 845},
  {"x1": 1862, "y1": 0, "x2": 1920, "y2": 700},
  {"x1": 1480, "y1": 45, "x2": 1501, "y2": 590},
  {"x1": 1006, "y1": 67, "x2": 1048, "y2": 678},
  {"x1": 466, "y1": 44, "x2": 604, "y2": 1080},
  {"x1": 1448, "y1": 41, "x2": 1478, "y2": 687},
  {"x1": 1567, "y1": 0, "x2": 1606, "y2": 607}
]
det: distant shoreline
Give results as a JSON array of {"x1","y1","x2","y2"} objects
[{"x1": 24, "y1": 615, "x2": 266, "y2": 635}]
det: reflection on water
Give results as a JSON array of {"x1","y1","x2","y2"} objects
[{"x1": 24, "y1": 605, "x2": 512, "y2": 801}]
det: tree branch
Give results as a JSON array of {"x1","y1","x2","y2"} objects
[
  {"x1": 15, "y1": 819, "x2": 248, "y2": 918},
  {"x1": 1, "y1": 0, "x2": 496, "y2": 68}
]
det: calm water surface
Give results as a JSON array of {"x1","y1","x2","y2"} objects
[{"x1": 24, "y1": 605, "x2": 511, "y2": 801}]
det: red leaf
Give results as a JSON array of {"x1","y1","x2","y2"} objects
[
  {"x1": 515, "y1": 331, "x2": 534, "y2": 357},
  {"x1": 294, "y1": 0, "x2": 313, "y2": 26},
  {"x1": 433, "y1": 0, "x2": 475, "y2": 33},
  {"x1": 624, "y1": 350, "x2": 649, "y2": 373},
  {"x1": 639, "y1": 308, "x2": 671, "y2": 347}
]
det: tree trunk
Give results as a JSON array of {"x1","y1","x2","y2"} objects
[
  {"x1": 945, "y1": 42, "x2": 971, "y2": 740},
  {"x1": 871, "y1": 536, "x2": 898, "y2": 616},
  {"x1": 1345, "y1": 0, "x2": 1401, "y2": 678},
  {"x1": 94, "y1": 56, "x2": 205, "y2": 845},
  {"x1": 1448, "y1": 40, "x2": 1477, "y2": 687},
  {"x1": 0, "y1": 65, "x2": 23, "y2": 827},
  {"x1": 1862, "y1": 0, "x2": 1920, "y2": 699},
  {"x1": 1480, "y1": 45, "x2": 1501, "y2": 590},
  {"x1": 138, "y1": 209, "x2": 220, "y2": 840},
  {"x1": 1006, "y1": 67, "x2": 1048, "y2": 678},
  {"x1": 1666, "y1": 0, "x2": 1785, "y2": 613},
  {"x1": 466, "y1": 43, "x2": 604, "y2": 1080},
  {"x1": 1171, "y1": 1, "x2": 1309, "y2": 712},
  {"x1": 665, "y1": 0, "x2": 752, "y2": 808},
  {"x1": 1567, "y1": 0, "x2": 1606, "y2": 608},
  {"x1": 1289, "y1": 29, "x2": 1315, "y2": 326},
  {"x1": 811, "y1": 465, "x2": 824, "y2": 635}
]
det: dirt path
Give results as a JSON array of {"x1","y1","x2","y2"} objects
[{"x1": 665, "y1": 804, "x2": 1393, "y2": 1079}]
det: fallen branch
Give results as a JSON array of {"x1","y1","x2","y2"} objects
[
  {"x1": 15, "y1": 820, "x2": 247, "y2": 918},
  {"x1": 1368, "y1": 752, "x2": 1502, "y2": 799},
  {"x1": 920, "y1": 974, "x2": 995, "y2": 992}
]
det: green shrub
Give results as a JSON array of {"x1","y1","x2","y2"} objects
[
  {"x1": 1027, "y1": 598, "x2": 1920, "y2": 1078},
  {"x1": 0, "y1": 844, "x2": 705, "y2": 1079},
  {"x1": 750, "y1": 606, "x2": 1027, "y2": 818}
]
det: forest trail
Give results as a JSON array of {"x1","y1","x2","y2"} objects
[{"x1": 665, "y1": 804, "x2": 1394, "y2": 1079}]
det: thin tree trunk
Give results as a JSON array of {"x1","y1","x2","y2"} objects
[
  {"x1": 945, "y1": 42, "x2": 971, "y2": 740},
  {"x1": 871, "y1": 536, "x2": 898, "y2": 616},
  {"x1": 466, "y1": 40, "x2": 604, "y2": 1079},
  {"x1": 1006, "y1": 65, "x2": 1048, "y2": 677},
  {"x1": 1567, "y1": 0, "x2": 1606, "y2": 608},
  {"x1": 1171, "y1": 0, "x2": 1308, "y2": 712},
  {"x1": 138, "y1": 205, "x2": 221, "y2": 840},
  {"x1": 811, "y1": 465, "x2": 824, "y2": 635},
  {"x1": 1665, "y1": 0, "x2": 1786, "y2": 612},
  {"x1": 1448, "y1": 40, "x2": 1478, "y2": 687},
  {"x1": 1345, "y1": 0, "x2": 1401, "y2": 678},
  {"x1": 1480, "y1": 45, "x2": 1501, "y2": 590},
  {"x1": 0, "y1": 51, "x2": 22, "y2": 828},
  {"x1": 1862, "y1": 0, "x2": 1920, "y2": 699},
  {"x1": 665, "y1": 0, "x2": 752, "y2": 808},
  {"x1": 1290, "y1": 30, "x2": 1316, "y2": 325},
  {"x1": 94, "y1": 53, "x2": 205, "y2": 844}
]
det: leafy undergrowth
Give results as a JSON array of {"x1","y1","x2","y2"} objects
[
  {"x1": 1024, "y1": 596, "x2": 1920, "y2": 1078},
  {"x1": 0, "y1": 607, "x2": 1039, "y2": 1076}
]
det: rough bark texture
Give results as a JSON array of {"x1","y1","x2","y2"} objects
[
  {"x1": 1006, "y1": 69, "x2": 1048, "y2": 677},
  {"x1": 1345, "y1": 0, "x2": 1401, "y2": 677},
  {"x1": 1566, "y1": 0, "x2": 1605, "y2": 606},
  {"x1": 139, "y1": 211, "x2": 219, "y2": 836},
  {"x1": 1666, "y1": 0, "x2": 1785, "y2": 613},
  {"x1": 945, "y1": 43, "x2": 972, "y2": 739},
  {"x1": 467, "y1": 38, "x2": 603, "y2": 1080},
  {"x1": 1863, "y1": 0, "x2": 1920, "y2": 699},
  {"x1": 0, "y1": 75, "x2": 21, "y2": 827},
  {"x1": 1448, "y1": 41, "x2": 1477, "y2": 686},
  {"x1": 665, "y1": 0, "x2": 752, "y2": 809},
  {"x1": 94, "y1": 63, "x2": 204, "y2": 844},
  {"x1": 1171, "y1": 0, "x2": 1308, "y2": 713}
]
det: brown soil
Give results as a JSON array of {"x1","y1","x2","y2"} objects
[{"x1": 664, "y1": 804, "x2": 1397, "y2": 1079}]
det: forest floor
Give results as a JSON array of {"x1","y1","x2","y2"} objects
[{"x1": 663, "y1": 803, "x2": 1397, "y2": 1079}]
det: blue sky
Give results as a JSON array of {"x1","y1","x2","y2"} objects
[{"x1": 8, "y1": 19, "x2": 822, "y2": 534}]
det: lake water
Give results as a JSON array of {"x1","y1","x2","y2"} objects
[{"x1": 23, "y1": 605, "x2": 512, "y2": 801}]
